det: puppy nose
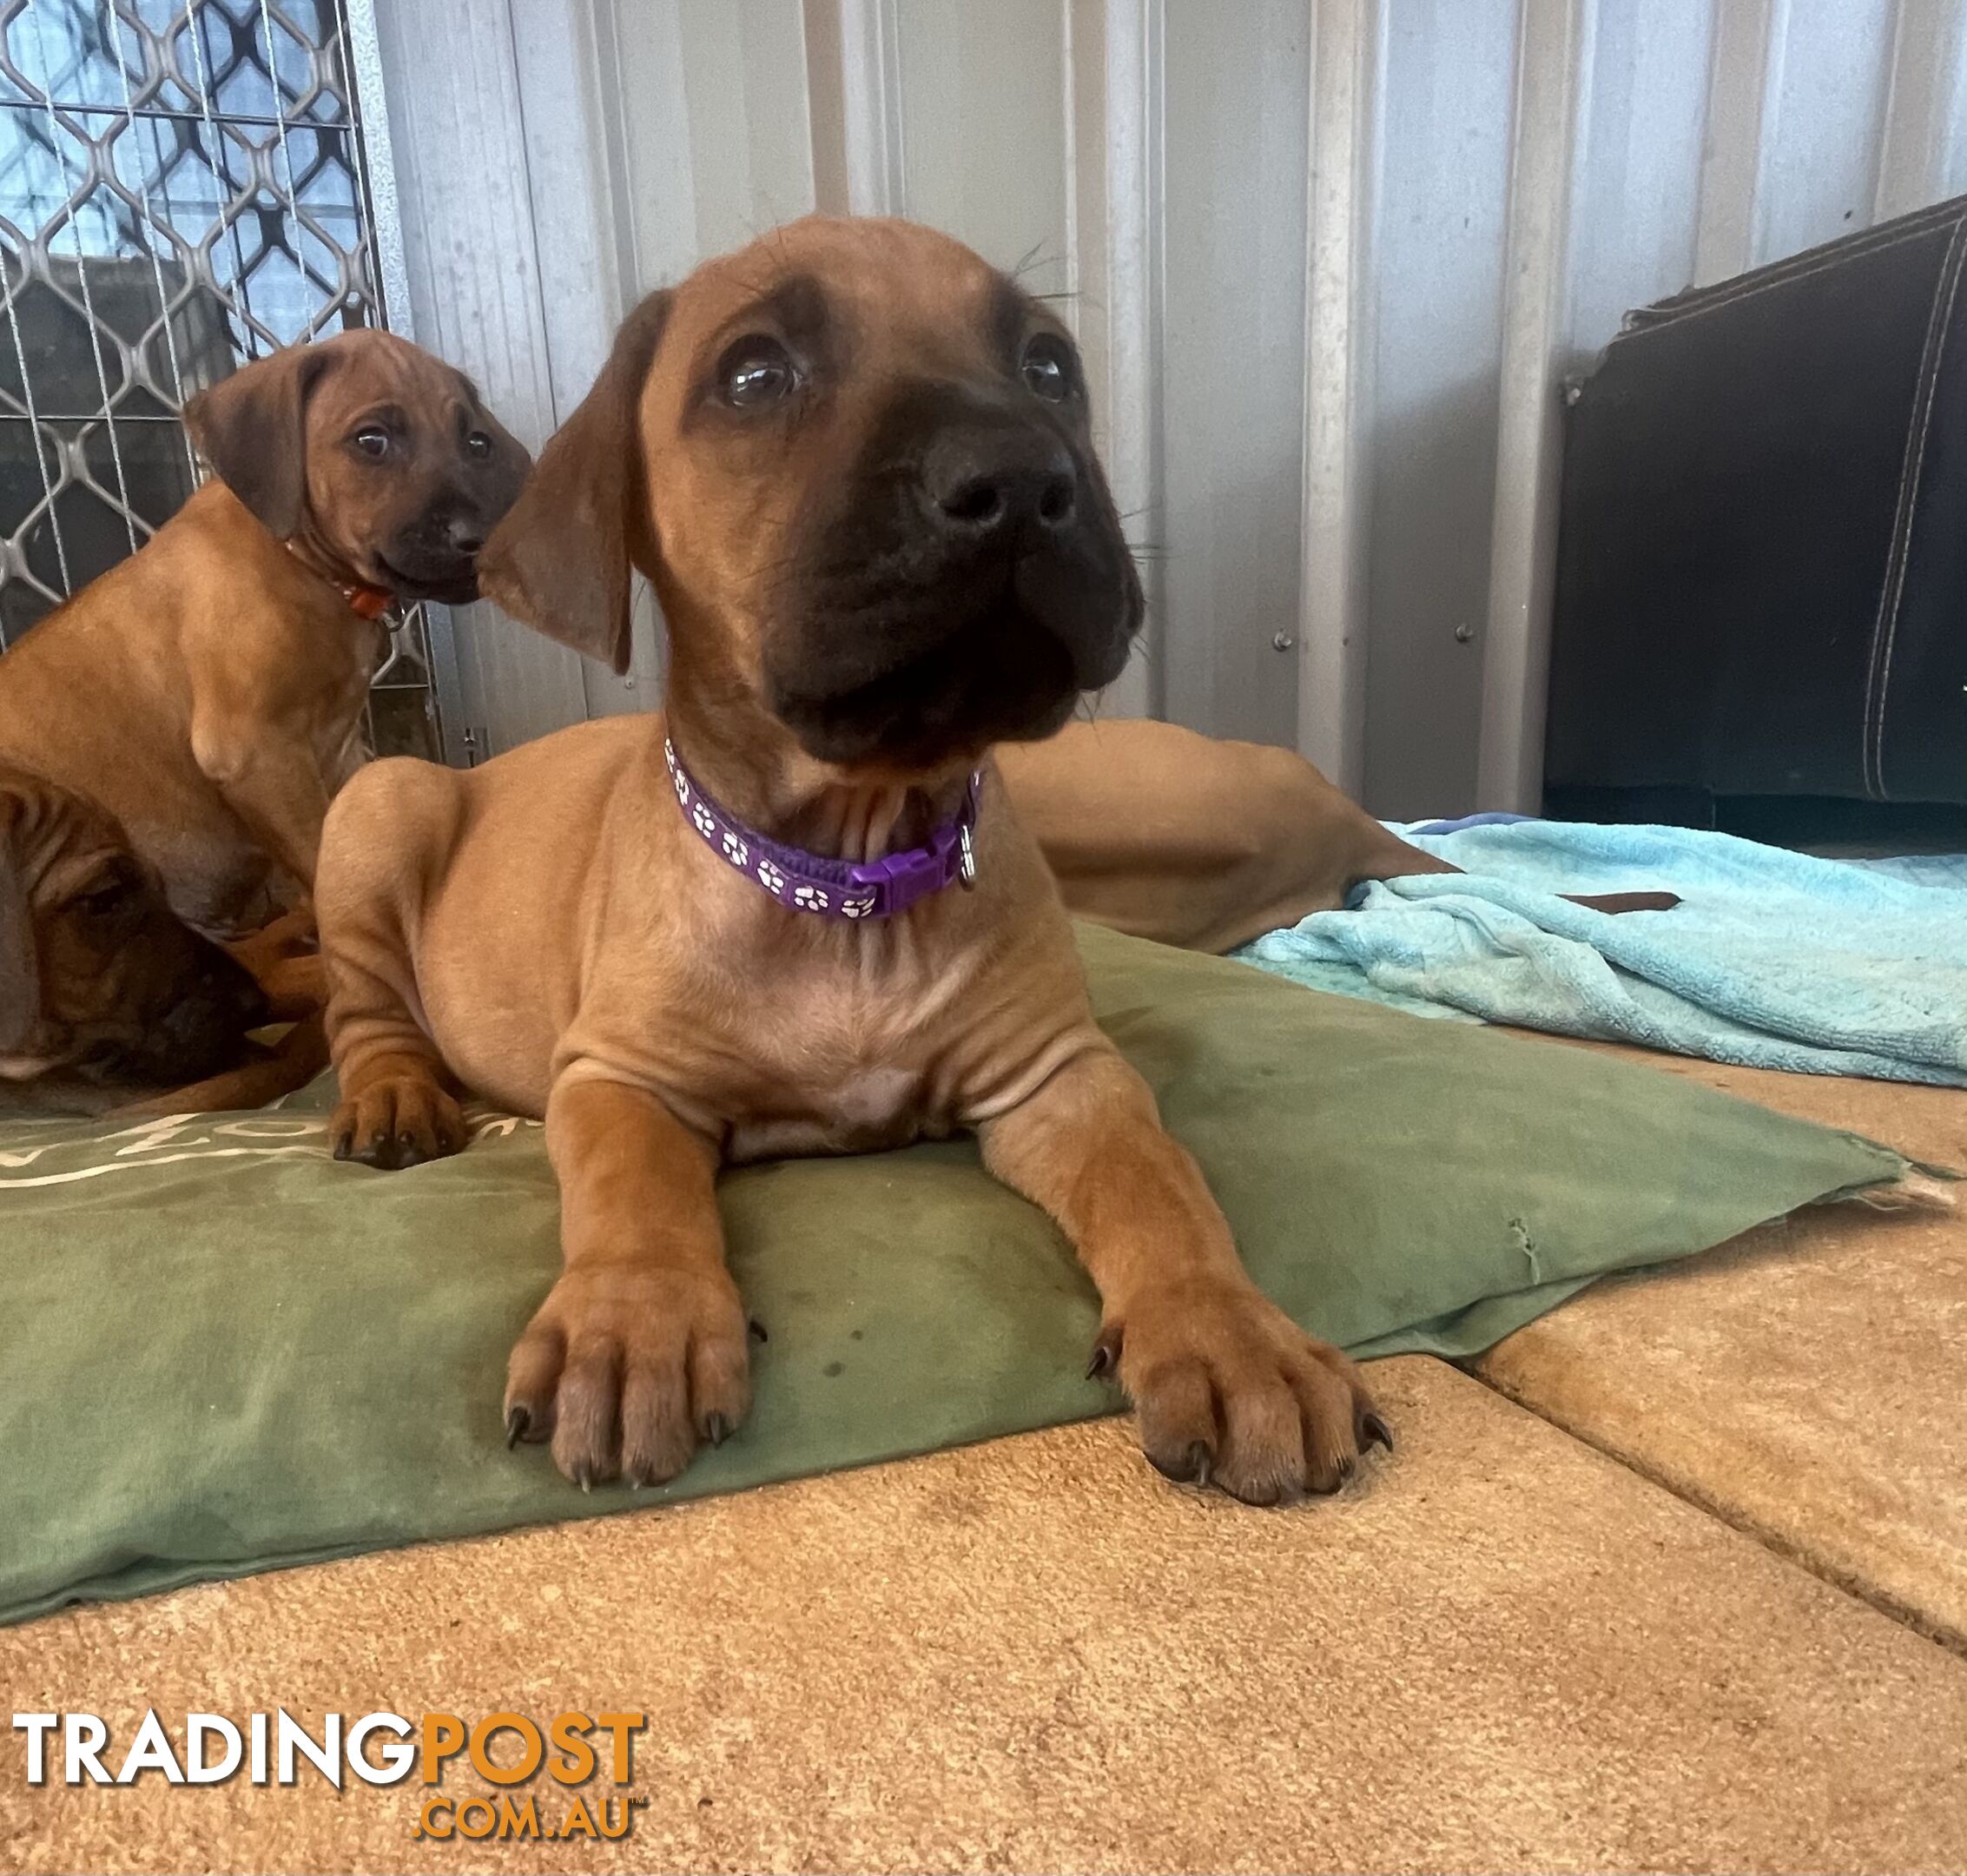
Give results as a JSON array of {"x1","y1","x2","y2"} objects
[
  {"x1": 921, "y1": 427, "x2": 1077, "y2": 539},
  {"x1": 444, "y1": 515, "x2": 485, "y2": 556},
  {"x1": 231, "y1": 974, "x2": 271, "y2": 1028},
  {"x1": 194, "y1": 949, "x2": 267, "y2": 1028}
]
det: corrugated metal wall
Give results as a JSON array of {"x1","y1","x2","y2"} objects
[{"x1": 373, "y1": 0, "x2": 1967, "y2": 814}]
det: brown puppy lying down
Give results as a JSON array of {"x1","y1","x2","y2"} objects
[
  {"x1": 0, "y1": 766, "x2": 326, "y2": 1117},
  {"x1": 317, "y1": 216, "x2": 1389, "y2": 1506},
  {"x1": 0, "y1": 330, "x2": 528, "y2": 938},
  {"x1": 1002, "y1": 718, "x2": 1676, "y2": 956}
]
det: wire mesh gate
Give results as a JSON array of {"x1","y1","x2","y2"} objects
[{"x1": 0, "y1": 0, "x2": 444, "y2": 759}]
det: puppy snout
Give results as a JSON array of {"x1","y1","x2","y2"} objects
[
  {"x1": 140, "y1": 952, "x2": 266, "y2": 1083},
  {"x1": 177, "y1": 946, "x2": 268, "y2": 1037},
  {"x1": 223, "y1": 964, "x2": 272, "y2": 1030},
  {"x1": 443, "y1": 514, "x2": 486, "y2": 557},
  {"x1": 921, "y1": 426, "x2": 1077, "y2": 542}
]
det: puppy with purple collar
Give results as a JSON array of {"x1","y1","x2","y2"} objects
[{"x1": 315, "y1": 217, "x2": 1389, "y2": 1505}]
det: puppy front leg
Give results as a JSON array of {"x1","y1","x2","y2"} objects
[
  {"x1": 506, "y1": 1074, "x2": 750, "y2": 1488},
  {"x1": 323, "y1": 902, "x2": 464, "y2": 1170},
  {"x1": 980, "y1": 1042, "x2": 1389, "y2": 1503}
]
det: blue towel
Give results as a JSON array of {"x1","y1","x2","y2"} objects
[{"x1": 1235, "y1": 820, "x2": 1967, "y2": 1086}]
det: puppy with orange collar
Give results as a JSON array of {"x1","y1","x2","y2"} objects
[{"x1": 0, "y1": 330, "x2": 528, "y2": 938}]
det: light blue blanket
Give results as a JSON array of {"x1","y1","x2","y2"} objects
[{"x1": 1235, "y1": 818, "x2": 1967, "y2": 1087}]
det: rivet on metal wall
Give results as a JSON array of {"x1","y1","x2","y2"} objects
[{"x1": 1272, "y1": 631, "x2": 1296, "y2": 651}]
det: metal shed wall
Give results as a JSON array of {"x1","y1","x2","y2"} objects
[{"x1": 371, "y1": 0, "x2": 1967, "y2": 813}]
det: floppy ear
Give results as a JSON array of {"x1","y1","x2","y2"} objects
[
  {"x1": 0, "y1": 807, "x2": 40, "y2": 1058},
  {"x1": 182, "y1": 344, "x2": 331, "y2": 539},
  {"x1": 479, "y1": 289, "x2": 673, "y2": 677}
]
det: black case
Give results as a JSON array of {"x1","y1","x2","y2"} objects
[{"x1": 1544, "y1": 194, "x2": 1967, "y2": 823}]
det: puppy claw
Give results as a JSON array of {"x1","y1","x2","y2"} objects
[
  {"x1": 1086, "y1": 1325, "x2": 1123, "y2": 1382},
  {"x1": 1361, "y1": 1410, "x2": 1394, "y2": 1454},
  {"x1": 511, "y1": 1264, "x2": 749, "y2": 1495},
  {"x1": 329, "y1": 1079, "x2": 464, "y2": 1176},
  {"x1": 505, "y1": 1405, "x2": 529, "y2": 1450},
  {"x1": 1151, "y1": 1439, "x2": 1214, "y2": 1488}
]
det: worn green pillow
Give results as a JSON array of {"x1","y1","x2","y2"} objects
[{"x1": 0, "y1": 924, "x2": 1905, "y2": 1625}]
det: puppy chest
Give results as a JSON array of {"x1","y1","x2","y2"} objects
[
  {"x1": 723, "y1": 1061, "x2": 948, "y2": 1160},
  {"x1": 678, "y1": 995, "x2": 960, "y2": 1158},
  {"x1": 622, "y1": 933, "x2": 988, "y2": 1157}
]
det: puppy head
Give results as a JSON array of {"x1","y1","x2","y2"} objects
[
  {"x1": 482, "y1": 216, "x2": 1143, "y2": 775},
  {"x1": 183, "y1": 329, "x2": 531, "y2": 604},
  {"x1": 0, "y1": 772, "x2": 268, "y2": 1091}
]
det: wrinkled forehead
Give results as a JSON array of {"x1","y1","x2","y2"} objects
[
  {"x1": 657, "y1": 220, "x2": 1053, "y2": 401},
  {"x1": 308, "y1": 333, "x2": 477, "y2": 426},
  {"x1": 1, "y1": 776, "x2": 122, "y2": 890}
]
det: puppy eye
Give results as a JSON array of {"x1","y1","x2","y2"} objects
[
  {"x1": 75, "y1": 875, "x2": 135, "y2": 920},
  {"x1": 1020, "y1": 335, "x2": 1074, "y2": 403},
  {"x1": 719, "y1": 337, "x2": 797, "y2": 410},
  {"x1": 465, "y1": 431, "x2": 492, "y2": 459},
  {"x1": 352, "y1": 427, "x2": 390, "y2": 459}
]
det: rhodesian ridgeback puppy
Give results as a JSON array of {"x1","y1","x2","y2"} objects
[
  {"x1": 999, "y1": 719, "x2": 1457, "y2": 954},
  {"x1": 0, "y1": 764, "x2": 324, "y2": 1116},
  {"x1": 1002, "y1": 719, "x2": 1676, "y2": 955},
  {"x1": 0, "y1": 330, "x2": 528, "y2": 937},
  {"x1": 315, "y1": 215, "x2": 1389, "y2": 1505}
]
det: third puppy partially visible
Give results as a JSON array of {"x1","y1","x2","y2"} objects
[
  {"x1": 0, "y1": 764, "x2": 320, "y2": 1117},
  {"x1": 1000, "y1": 719, "x2": 1679, "y2": 955}
]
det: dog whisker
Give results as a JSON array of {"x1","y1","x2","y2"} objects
[{"x1": 1011, "y1": 241, "x2": 1050, "y2": 281}]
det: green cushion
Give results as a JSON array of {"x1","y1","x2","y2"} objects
[{"x1": 0, "y1": 924, "x2": 1905, "y2": 1626}]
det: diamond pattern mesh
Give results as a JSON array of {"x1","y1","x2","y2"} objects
[{"x1": 0, "y1": 0, "x2": 440, "y2": 757}]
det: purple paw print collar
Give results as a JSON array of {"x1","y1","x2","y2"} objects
[{"x1": 664, "y1": 737, "x2": 980, "y2": 919}]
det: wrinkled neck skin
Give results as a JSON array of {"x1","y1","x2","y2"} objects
[{"x1": 663, "y1": 610, "x2": 976, "y2": 867}]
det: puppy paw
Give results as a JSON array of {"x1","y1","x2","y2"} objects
[
  {"x1": 504, "y1": 1261, "x2": 751, "y2": 1489},
  {"x1": 1094, "y1": 1277, "x2": 1389, "y2": 1504},
  {"x1": 331, "y1": 1073, "x2": 465, "y2": 1169}
]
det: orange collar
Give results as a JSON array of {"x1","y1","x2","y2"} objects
[
  {"x1": 339, "y1": 583, "x2": 397, "y2": 621},
  {"x1": 286, "y1": 542, "x2": 395, "y2": 619}
]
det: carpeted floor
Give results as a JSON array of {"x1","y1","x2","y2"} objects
[{"x1": 3, "y1": 1042, "x2": 1963, "y2": 1873}]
